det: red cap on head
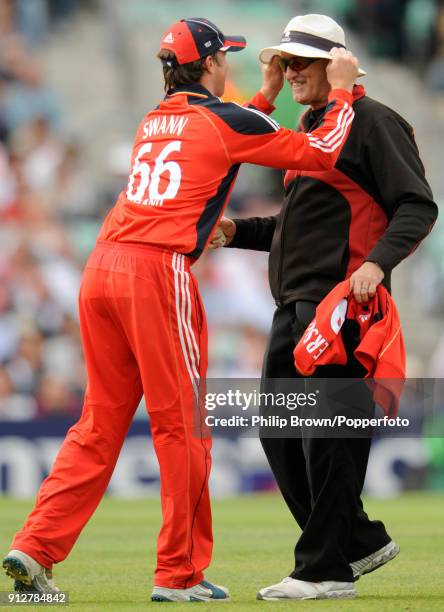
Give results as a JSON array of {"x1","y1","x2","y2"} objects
[{"x1": 160, "y1": 18, "x2": 246, "y2": 65}]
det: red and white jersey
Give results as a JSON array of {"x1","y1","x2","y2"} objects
[{"x1": 98, "y1": 84, "x2": 354, "y2": 258}]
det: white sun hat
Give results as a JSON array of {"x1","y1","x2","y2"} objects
[{"x1": 260, "y1": 14, "x2": 366, "y2": 77}]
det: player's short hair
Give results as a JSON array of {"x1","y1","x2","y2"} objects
[{"x1": 157, "y1": 49, "x2": 220, "y2": 91}]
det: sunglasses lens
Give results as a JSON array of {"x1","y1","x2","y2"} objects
[{"x1": 281, "y1": 57, "x2": 315, "y2": 71}]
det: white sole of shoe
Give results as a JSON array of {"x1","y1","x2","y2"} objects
[
  {"x1": 257, "y1": 589, "x2": 357, "y2": 601},
  {"x1": 352, "y1": 541, "x2": 400, "y2": 580},
  {"x1": 151, "y1": 585, "x2": 230, "y2": 603},
  {"x1": 317, "y1": 589, "x2": 357, "y2": 600},
  {"x1": 152, "y1": 595, "x2": 230, "y2": 602}
]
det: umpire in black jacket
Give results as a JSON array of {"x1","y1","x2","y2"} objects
[{"x1": 211, "y1": 14, "x2": 438, "y2": 602}]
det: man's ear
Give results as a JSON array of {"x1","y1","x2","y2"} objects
[{"x1": 203, "y1": 55, "x2": 214, "y2": 74}]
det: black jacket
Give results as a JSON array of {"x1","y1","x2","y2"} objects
[{"x1": 229, "y1": 85, "x2": 438, "y2": 306}]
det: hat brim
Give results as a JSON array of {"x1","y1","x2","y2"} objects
[
  {"x1": 220, "y1": 35, "x2": 247, "y2": 52},
  {"x1": 259, "y1": 43, "x2": 366, "y2": 77}
]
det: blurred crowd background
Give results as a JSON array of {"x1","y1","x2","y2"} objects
[{"x1": 0, "y1": 0, "x2": 443, "y2": 433}]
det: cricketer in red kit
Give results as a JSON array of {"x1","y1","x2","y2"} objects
[{"x1": 4, "y1": 17, "x2": 360, "y2": 601}]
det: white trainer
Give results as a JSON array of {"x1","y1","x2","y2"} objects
[
  {"x1": 351, "y1": 540, "x2": 400, "y2": 579},
  {"x1": 2, "y1": 550, "x2": 59, "y2": 593},
  {"x1": 257, "y1": 577, "x2": 356, "y2": 600},
  {"x1": 152, "y1": 579, "x2": 229, "y2": 602}
]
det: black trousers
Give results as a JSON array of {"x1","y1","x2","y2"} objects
[{"x1": 260, "y1": 302, "x2": 391, "y2": 582}]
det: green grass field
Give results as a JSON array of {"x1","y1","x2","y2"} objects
[{"x1": 0, "y1": 493, "x2": 443, "y2": 610}]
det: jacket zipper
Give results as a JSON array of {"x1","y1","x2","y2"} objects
[
  {"x1": 276, "y1": 110, "x2": 325, "y2": 304},
  {"x1": 276, "y1": 177, "x2": 299, "y2": 304}
]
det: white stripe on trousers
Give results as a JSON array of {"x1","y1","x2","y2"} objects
[{"x1": 172, "y1": 252, "x2": 200, "y2": 393}]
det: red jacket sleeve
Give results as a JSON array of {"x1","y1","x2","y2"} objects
[
  {"x1": 220, "y1": 89, "x2": 354, "y2": 171},
  {"x1": 246, "y1": 91, "x2": 276, "y2": 115}
]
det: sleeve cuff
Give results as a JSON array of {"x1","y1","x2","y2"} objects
[
  {"x1": 328, "y1": 88, "x2": 353, "y2": 106},
  {"x1": 365, "y1": 256, "x2": 390, "y2": 275},
  {"x1": 227, "y1": 218, "x2": 249, "y2": 248},
  {"x1": 247, "y1": 91, "x2": 276, "y2": 115}
]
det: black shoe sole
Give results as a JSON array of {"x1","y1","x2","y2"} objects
[
  {"x1": 2, "y1": 557, "x2": 39, "y2": 592},
  {"x1": 3, "y1": 557, "x2": 32, "y2": 585}
]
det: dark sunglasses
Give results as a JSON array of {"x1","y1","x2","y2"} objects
[{"x1": 279, "y1": 56, "x2": 320, "y2": 72}]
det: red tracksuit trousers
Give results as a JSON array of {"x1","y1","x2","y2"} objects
[{"x1": 11, "y1": 241, "x2": 212, "y2": 588}]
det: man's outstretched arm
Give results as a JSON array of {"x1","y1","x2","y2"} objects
[{"x1": 209, "y1": 215, "x2": 278, "y2": 251}]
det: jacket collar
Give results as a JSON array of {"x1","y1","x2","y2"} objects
[
  {"x1": 300, "y1": 84, "x2": 366, "y2": 132},
  {"x1": 351, "y1": 83, "x2": 366, "y2": 102},
  {"x1": 165, "y1": 83, "x2": 215, "y2": 99}
]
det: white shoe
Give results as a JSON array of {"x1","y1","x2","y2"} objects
[
  {"x1": 351, "y1": 540, "x2": 400, "y2": 579},
  {"x1": 152, "y1": 579, "x2": 229, "y2": 602},
  {"x1": 257, "y1": 577, "x2": 356, "y2": 600},
  {"x1": 2, "y1": 550, "x2": 59, "y2": 594}
]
